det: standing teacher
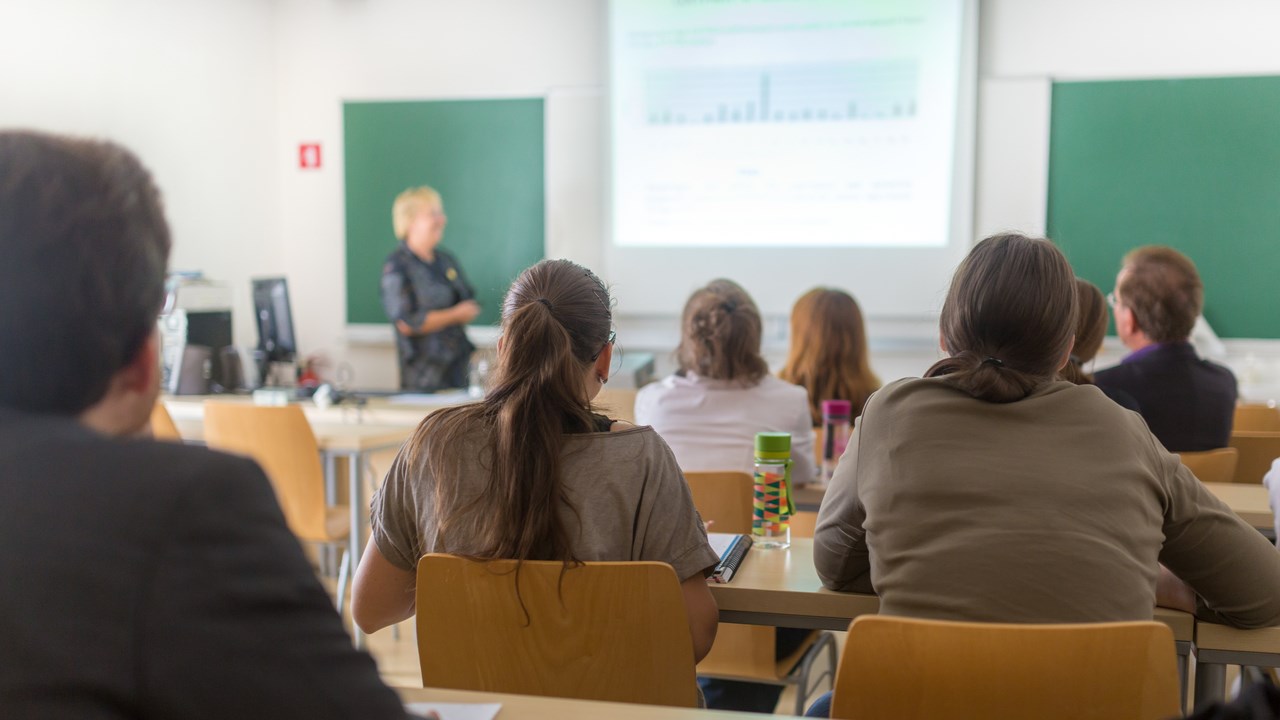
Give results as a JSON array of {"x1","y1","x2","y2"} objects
[{"x1": 380, "y1": 186, "x2": 480, "y2": 391}]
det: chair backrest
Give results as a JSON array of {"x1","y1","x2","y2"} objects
[
  {"x1": 790, "y1": 510, "x2": 819, "y2": 539},
  {"x1": 1229, "y1": 431, "x2": 1280, "y2": 484},
  {"x1": 683, "y1": 471, "x2": 753, "y2": 535},
  {"x1": 150, "y1": 402, "x2": 182, "y2": 441},
  {"x1": 201, "y1": 402, "x2": 331, "y2": 541},
  {"x1": 832, "y1": 616, "x2": 1180, "y2": 720},
  {"x1": 595, "y1": 387, "x2": 637, "y2": 424},
  {"x1": 1177, "y1": 447, "x2": 1239, "y2": 484},
  {"x1": 1235, "y1": 404, "x2": 1280, "y2": 432},
  {"x1": 415, "y1": 554, "x2": 698, "y2": 707}
]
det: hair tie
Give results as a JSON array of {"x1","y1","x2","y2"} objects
[
  {"x1": 536, "y1": 298, "x2": 553, "y2": 311},
  {"x1": 721, "y1": 300, "x2": 737, "y2": 313},
  {"x1": 981, "y1": 356, "x2": 1004, "y2": 368},
  {"x1": 1068, "y1": 354, "x2": 1083, "y2": 365}
]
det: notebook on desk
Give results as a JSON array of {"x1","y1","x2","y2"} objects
[{"x1": 708, "y1": 532, "x2": 752, "y2": 584}]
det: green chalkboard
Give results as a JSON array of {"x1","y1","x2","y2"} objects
[
  {"x1": 1047, "y1": 76, "x2": 1280, "y2": 339},
  {"x1": 344, "y1": 99, "x2": 545, "y2": 326}
]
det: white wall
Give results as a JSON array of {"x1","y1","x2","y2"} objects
[
  {"x1": 7, "y1": 0, "x2": 1280, "y2": 396},
  {"x1": 0, "y1": 0, "x2": 280, "y2": 349},
  {"x1": 272, "y1": 0, "x2": 602, "y2": 389}
]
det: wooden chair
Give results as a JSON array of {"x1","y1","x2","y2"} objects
[
  {"x1": 594, "y1": 387, "x2": 637, "y2": 424},
  {"x1": 415, "y1": 554, "x2": 698, "y2": 707},
  {"x1": 683, "y1": 471, "x2": 837, "y2": 715},
  {"x1": 1177, "y1": 448, "x2": 1239, "y2": 484},
  {"x1": 201, "y1": 402, "x2": 352, "y2": 613},
  {"x1": 150, "y1": 402, "x2": 182, "y2": 441},
  {"x1": 1235, "y1": 404, "x2": 1280, "y2": 432},
  {"x1": 1229, "y1": 431, "x2": 1280, "y2": 484},
  {"x1": 832, "y1": 616, "x2": 1180, "y2": 720}
]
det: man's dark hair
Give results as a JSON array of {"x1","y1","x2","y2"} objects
[{"x1": 0, "y1": 131, "x2": 171, "y2": 414}]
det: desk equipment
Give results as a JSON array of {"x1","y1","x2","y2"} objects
[
  {"x1": 252, "y1": 277, "x2": 298, "y2": 386},
  {"x1": 158, "y1": 277, "x2": 237, "y2": 394},
  {"x1": 833, "y1": 616, "x2": 1180, "y2": 720},
  {"x1": 415, "y1": 555, "x2": 699, "y2": 707},
  {"x1": 708, "y1": 533, "x2": 752, "y2": 584}
]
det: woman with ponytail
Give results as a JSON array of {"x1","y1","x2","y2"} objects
[
  {"x1": 812, "y1": 234, "x2": 1280, "y2": 630},
  {"x1": 351, "y1": 259, "x2": 720, "y2": 663}
]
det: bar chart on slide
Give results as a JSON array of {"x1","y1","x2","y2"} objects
[{"x1": 644, "y1": 61, "x2": 919, "y2": 125}]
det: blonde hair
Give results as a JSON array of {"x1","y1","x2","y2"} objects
[
  {"x1": 391, "y1": 186, "x2": 443, "y2": 240},
  {"x1": 780, "y1": 288, "x2": 881, "y2": 425}
]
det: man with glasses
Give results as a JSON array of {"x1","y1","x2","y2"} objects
[
  {"x1": 1095, "y1": 246, "x2": 1237, "y2": 452},
  {"x1": 0, "y1": 131, "x2": 412, "y2": 718}
]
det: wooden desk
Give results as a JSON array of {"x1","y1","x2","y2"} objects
[
  {"x1": 711, "y1": 539, "x2": 1195, "y2": 699},
  {"x1": 1203, "y1": 482, "x2": 1274, "y2": 535},
  {"x1": 794, "y1": 482, "x2": 1275, "y2": 535},
  {"x1": 1193, "y1": 622, "x2": 1280, "y2": 708},
  {"x1": 396, "y1": 686, "x2": 768, "y2": 719},
  {"x1": 164, "y1": 397, "x2": 416, "y2": 649}
]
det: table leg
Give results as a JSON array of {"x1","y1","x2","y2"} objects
[
  {"x1": 1193, "y1": 661, "x2": 1226, "y2": 711},
  {"x1": 349, "y1": 452, "x2": 365, "y2": 649}
]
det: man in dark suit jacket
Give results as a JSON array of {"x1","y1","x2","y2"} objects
[
  {"x1": 1094, "y1": 246, "x2": 1237, "y2": 452},
  {"x1": 0, "y1": 131, "x2": 410, "y2": 718}
]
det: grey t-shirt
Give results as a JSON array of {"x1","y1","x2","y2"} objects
[{"x1": 371, "y1": 424, "x2": 719, "y2": 582}]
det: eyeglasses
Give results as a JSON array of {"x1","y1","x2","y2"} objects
[
  {"x1": 1106, "y1": 291, "x2": 1119, "y2": 309},
  {"x1": 591, "y1": 330, "x2": 616, "y2": 361}
]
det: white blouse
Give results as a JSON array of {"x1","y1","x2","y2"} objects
[{"x1": 634, "y1": 372, "x2": 817, "y2": 483}]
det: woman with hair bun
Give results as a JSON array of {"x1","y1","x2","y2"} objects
[
  {"x1": 636, "y1": 278, "x2": 816, "y2": 712},
  {"x1": 635, "y1": 279, "x2": 816, "y2": 484},
  {"x1": 813, "y1": 233, "x2": 1280, "y2": 630},
  {"x1": 353, "y1": 259, "x2": 720, "y2": 665}
]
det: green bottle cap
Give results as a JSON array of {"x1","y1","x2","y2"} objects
[{"x1": 755, "y1": 432, "x2": 791, "y2": 455}]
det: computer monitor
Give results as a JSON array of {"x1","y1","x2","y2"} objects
[{"x1": 251, "y1": 277, "x2": 297, "y2": 363}]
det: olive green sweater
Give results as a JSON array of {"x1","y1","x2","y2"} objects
[{"x1": 814, "y1": 377, "x2": 1280, "y2": 628}]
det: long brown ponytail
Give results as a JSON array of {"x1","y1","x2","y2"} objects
[
  {"x1": 405, "y1": 259, "x2": 613, "y2": 563},
  {"x1": 926, "y1": 234, "x2": 1077, "y2": 403}
]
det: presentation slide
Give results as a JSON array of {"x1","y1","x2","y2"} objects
[{"x1": 606, "y1": 0, "x2": 976, "y2": 317}]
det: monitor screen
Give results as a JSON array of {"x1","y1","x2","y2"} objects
[{"x1": 252, "y1": 277, "x2": 297, "y2": 362}]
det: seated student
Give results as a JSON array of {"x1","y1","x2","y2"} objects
[
  {"x1": 1094, "y1": 246, "x2": 1237, "y2": 451},
  {"x1": 806, "y1": 233, "x2": 1280, "y2": 712},
  {"x1": 779, "y1": 287, "x2": 881, "y2": 426},
  {"x1": 635, "y1": 279, "x2": 815, "y2": 713},
  {"x1": 1060, "y1": 278, "x2": 1139, "y2": 410},
  {"x1": 0, "y1": 131, "x2": 408, "y2": 717},
  {"x1": 635, "y1": 279, "x2": 817, "y2": 483},
  {"x1": 351, "y1": 259, "x2": 720, "y2": 663}
]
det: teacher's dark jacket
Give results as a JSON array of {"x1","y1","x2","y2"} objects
[{"x1": 380, "y1": 243, "x2": 476, "y2": 392}]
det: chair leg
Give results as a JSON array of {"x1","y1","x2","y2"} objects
[
  {"x1": 335, "y1": 546, "x2": 351, "y2": 616},
  {"x1": 793, "y1": 632, "x2": 838, "y2": 716}
]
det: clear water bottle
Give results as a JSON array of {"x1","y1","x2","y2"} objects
[
  {"x1": 819, "y1": 400, "x2": 852, "y2": 486},
  {"x1": 753, "y1": 432, "x2": 793, "y2": 550}
]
